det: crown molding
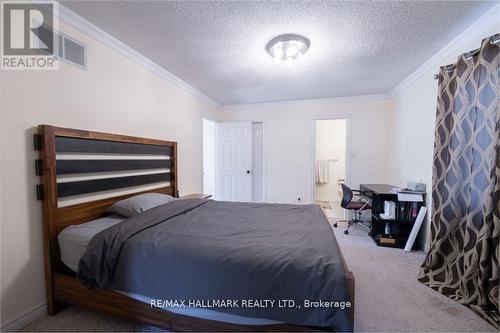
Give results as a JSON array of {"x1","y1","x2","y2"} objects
[
  {"x1": 56, "y1": 4, "x2": 221, "y2": 109},
  {"x1": 222, "y1": 93, "x2": 391, "y2": 111},
  {"x1": 55, "y1": 2, "x2": 498, "y2": 109},
  {"x1": 389, "y1": 3, "x2": 500, "y2": 98}
]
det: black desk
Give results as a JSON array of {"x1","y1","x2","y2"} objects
[
  {"x1": 360, "y1": 184, "x2": 424, "y2": 249},
  {"x1": 360, "y1": 184, "x2": 396, "y2": 196}
]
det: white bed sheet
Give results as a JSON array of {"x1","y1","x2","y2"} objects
[
  {"x1": 57, "y1": 216, "x2": 281, "y2": 326},
  {"x1": 58, "y1": 215, "x2": 124, "y2": 272}
]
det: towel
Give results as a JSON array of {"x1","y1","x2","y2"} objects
[{"x1": 316, "y1": 160, "x2": 329, "y2": 184}]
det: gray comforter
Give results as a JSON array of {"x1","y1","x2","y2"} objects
[{"x1": 78, "y1": 199, "x2": 352, "y2": 331}]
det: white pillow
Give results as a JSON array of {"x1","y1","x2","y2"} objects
[{"x1": 107, "y1": 193, "x2": 176, "y2": 217}]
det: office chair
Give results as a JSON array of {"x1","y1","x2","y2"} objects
[{"x1": 333, "y1": 184, "x2": 372, "y2": 235}]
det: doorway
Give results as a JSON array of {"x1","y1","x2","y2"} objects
[
  {"x1": 203, "y1": 120, "x2": 264, "y2": 202},
  {"x1": 251, "y1": 122, "x2": 264, "y2": 202},
  {"x1": 202, "y1": 118, "x2": 216, "y2": 196},
  {"x1": 313, "y1": 118, "x2": 349, "y2": 219}
]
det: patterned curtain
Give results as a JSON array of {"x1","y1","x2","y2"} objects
[{"x1": 419, "y1": 34, "x2": 499, "y2": 328}]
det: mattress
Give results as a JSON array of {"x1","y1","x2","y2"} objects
[
  {"x1": 57, "y1": 216, "x2": 280, "y2": 326},
  {"x1": 58, "y1": 215, "x2": 124, "y2": 272}
]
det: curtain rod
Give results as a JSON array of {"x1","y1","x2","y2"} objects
[{"x1": 433, "y1": 35, "x2": 499, "y2": 80}]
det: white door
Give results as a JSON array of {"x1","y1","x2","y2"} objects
[
  {"x1": 202, "y1": 119, "x2": 216, "y2": 196},
  {"x1": 252, "y1": 122, "x2": 264, "y2": 202},
  {"x1": 219, "y1": 122, "x2": 252, "y2": 202}
]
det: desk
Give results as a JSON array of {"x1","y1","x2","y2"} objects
[
  {"x1": 360, "y1": 184, "x2": 424, "y2": 249},
  {"x1": 360, "y1": 184, "x2": 395, "y2": 196}
]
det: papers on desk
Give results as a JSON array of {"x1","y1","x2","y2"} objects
[
  {"x1": 390, "y1": 187, "x2": 401, "y2": 194},
  {"x1": 390, "y1": 187, "x2": 424, "y2": 202},
  {"x1": 397, "y1": 193, "x2": 423, "y2": 202}
]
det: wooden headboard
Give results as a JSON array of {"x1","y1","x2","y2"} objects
[{"x1": 35, "y1": 125, "x2": 177, "y2": 302}]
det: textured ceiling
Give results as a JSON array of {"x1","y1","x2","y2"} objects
[{"x1": 61, "y1": 1, "x2": 496, "y2": 105}]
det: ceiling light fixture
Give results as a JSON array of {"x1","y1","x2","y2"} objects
[{"x1": 266, "y1": 34, "x2": 310, "y2": 63}]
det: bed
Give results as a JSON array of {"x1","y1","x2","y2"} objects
[{"x1": 35, "y1": 125, "x2": 355, "y2": 332}]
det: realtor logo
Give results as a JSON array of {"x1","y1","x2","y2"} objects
[{"x1": 1, "y1": 1, "x2": 59, "y2": 70}]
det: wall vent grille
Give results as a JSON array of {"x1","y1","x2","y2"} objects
[{"x1": 58, "y1": 33, "x2": 87, "y2": 70}]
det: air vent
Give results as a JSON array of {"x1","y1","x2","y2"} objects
[{"x1": 58, "y1": 33, "x2": 87, "y2": 70}]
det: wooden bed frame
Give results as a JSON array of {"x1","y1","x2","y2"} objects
[{"x1": 36, "y1": 125, "x2": 355, "y2": 332}]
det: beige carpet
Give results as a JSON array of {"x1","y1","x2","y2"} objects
[
  {"x1": 21, "y1": 222, "x2": 495, "y2": 332},
  {"x1": 331, "y1": 222, "x2": 495, "y2": 332}
]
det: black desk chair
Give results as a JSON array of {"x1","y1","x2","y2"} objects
[{"x1": 333, "y1": 184, "x2": 372, "y2": 234}]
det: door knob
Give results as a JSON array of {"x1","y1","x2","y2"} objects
[{"x1": 246, "y1": 170, "x2": 251, "y2": 174}]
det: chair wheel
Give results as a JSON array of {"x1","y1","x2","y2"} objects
[
  {"x1": 333, "y1": 223, "x2": 338, "y2": 228},
  {"x1": 344, "y1": 230, "x2": 349, "y2": 235}
]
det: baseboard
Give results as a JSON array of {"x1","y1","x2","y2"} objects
[
  {"x1": 314, "y1": 198, "x2": 340, "y2": 204},
  {"x1": 1, "y1": 302, "x2": 46, "y2": 332}
]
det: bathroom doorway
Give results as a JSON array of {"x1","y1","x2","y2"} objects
[{"x1": 313, "y1": 118, "x2": 350, "y2": 220}]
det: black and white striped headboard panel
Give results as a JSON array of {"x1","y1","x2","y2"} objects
[{"x1": 35, "y1": 125, "x2": 177, "y2": 208}]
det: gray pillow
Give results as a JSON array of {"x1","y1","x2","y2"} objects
[{"x1": 107, "y1": 193, "x2": 176, "y2": 217}]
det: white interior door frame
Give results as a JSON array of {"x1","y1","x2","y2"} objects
[
  {"x1": 251, "y1": 122, "x2": 264, "y2": 202},
  {"x1": 310, "y1": 114, "x2": 352, "y2": 206}
]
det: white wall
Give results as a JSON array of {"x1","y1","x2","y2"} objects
[
  {"x1": 0, "y1": 20, "x2": 221, "y2": 328},
  {"x1": 221, "y1": 98, "x2": 392, "y2": 204},
  {"x1": 388, "y1": 4, "x2": 500, "y2": 251},
  {"x1": 315, "y1": 119, "x2": 346, "y2": 203}
]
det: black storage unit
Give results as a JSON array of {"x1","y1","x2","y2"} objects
[{"x1": 360, "y1": 184, "x2": 425, "y2": 250}]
